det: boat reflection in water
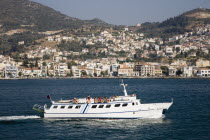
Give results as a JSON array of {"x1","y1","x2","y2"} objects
[{"x1": 42, "y1": 118, "x2": 172, "y2": 139}]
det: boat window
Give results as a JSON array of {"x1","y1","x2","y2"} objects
[
  {"x1": 92, "y1": 105, "x2": 97, "y2": 108},
  {"x1": 75, "y1": 105, "x2": 81, "y2": 109},
  {"x1": 99, "y1": 105, "x2": 104, "y2": 108},
  {"x1": 61, "y1": 106, "x2": 65, "y2": 109},
  {"x1": 132, "y1": 102, "x2": 135, "y2": 106},
  {"x1": 106, "y1": 105, "x2": 111, "y2": 108},
  {"x1": 115, "y1": 104, "x2": 121, "y2": 107},
  {"x1": 53, "y1": 106, "x2": 58, "y2": 109},
  {"x1": 68, "y1": 106, "x2": 73, "y2": 109},
  {"x1": 122, "y1": 103, "x2": 128, "y2": 107},
  {"x1": 136, "y1": 102, "x2": 138, "y2": 105}
]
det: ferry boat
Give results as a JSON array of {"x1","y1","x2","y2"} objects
[{"x1": 33, "y1": 81, "x2": 173, "y2": 119}]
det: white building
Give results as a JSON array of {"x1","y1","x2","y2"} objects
[
  {"x1": 71, "y1": 66, "x2": 81, "y2": 77},
  {"x1": 168, "y1": 66, "x2": 177, "y2": 76},
  {"x1": 197, "y1": 68, "x2": 210, "y2": 77},
  {"x1": 59, "y1": 63, "x2": 68, "y2": 76},
  {"x1": 134, "y1": 62, "x2": 155, "y2": 76},
  {"x1": 183, "y1": 66, "x2": 193, "y2": 77},
  {"x1": 5, "y1": 65, "x2": 18, "y2": 78}
]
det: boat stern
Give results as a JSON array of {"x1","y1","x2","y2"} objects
[{"x1": 32, "y1": 104, "x2": 47, "y2": 114}]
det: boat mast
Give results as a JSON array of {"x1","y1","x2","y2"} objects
[{"x1": 120, "y1": 80, "x2": 128, "y2": 96}]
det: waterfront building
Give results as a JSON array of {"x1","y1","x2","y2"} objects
[
  {"x1": 4, "y1": 64, "x2": 18, "y2": 78},
  {"x1": 23, "y1": 67, "x2": 42, "y2": 77},
  {"x1": 0, "y1": 61, "x2": 4, "y2": 76},
  {"x1": 71, "y1": 66, "x2": 80, "y2": 77},
  {"x1": 86, "y1": 68, "x2": 94, "y2": 77},
  {"x1": 118, "y1": 68, "x2": 133, "y2": 77},
  {"x1": 59, "y1": 63, "x2": 69, "y2": 77},
  {"x1": 154, "y1": 69, "x2": 163, "y2": 76},
  {"x1": 31, "y1": 67, "x2": 42, "y2": 77},
  {"x1": 41, "y1": 66, "x2": 48, "y2": 77},
  {"x1": 110, "y1": 64, "x2": 119, "y2": 76},
  {"x1": 168, "y1": 66, "x2": 177, "y2": 76},
  {"x1": 197, "y1": 68, "x2": 210, "y2": 77},
  {"x1": 183, "y1": 66, "x2": 194, "y2": 77},
  {"x1": 118, "y1": 63, "x2": 134, "y2": 77},
  {"x1": 134, "y1": 62, "x2": 155, "y2": 76}
]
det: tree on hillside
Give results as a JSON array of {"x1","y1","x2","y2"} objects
[
  {"x1": 100, "y1": 71, "x2": 105, "y2": 77},
  {"x1": 68, "y1": 70, "x2": 74, "y2": 77},
  {"x1": 35, "y1": 58, "x2": 39, "y2": 67},
  {"x1": 176, "y1": 47, "x2": 180, "y2": 53},
  {"x1": 7, "y1": 72, "x2": 12, "y2": 77},
  {"x1": 42, "y1": 62, "x2": 47, "y2": 66},
  {"x1": 18, "y1": 72, "x2": 22, "y2": 77},
  {"x1": 81, "y1": 70, "x2": 87, "y2": 77},
  {"x1": 161, "y1": 66, "x2": 169, "y2": 76},
  {"x1": 22, "y1": 60, "x2": 29, "y2": 67},
  {"x1": 30, "y1": 63, "x2": 34, "y2": 68},
  {"x1": 93, "y1": 73, "x2": 97, "y2": 77},
  {"x1": 24, "y1": 54, "x2": 28, "y2": 59},
  {"x1": 43, "y1": 54, "x2": 50, "y2": 60},
  {"x1": 176, "y1": 69, "x2": 183, "y2": 76},
  {"x1": 67, "y1": 61, "x2": 77, "y2": 69}
]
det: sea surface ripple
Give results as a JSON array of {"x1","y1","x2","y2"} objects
[{"x1": 0, "y1": 79, "x2": 210, "y2": 140}]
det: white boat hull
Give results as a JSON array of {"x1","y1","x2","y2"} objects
[
  {"x1": 44, "y1": 102, "x2": 172, "y2": 119},
  {"x1": 35, "y1": 81, "x2": 173, "y2": 119},
  {"x1": 44, "y1": 109, "x2": 163, "y2": 119}
]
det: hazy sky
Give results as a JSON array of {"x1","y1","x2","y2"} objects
[{"x1": 31, "y1": 0, "x2": 210, "y2": 25}]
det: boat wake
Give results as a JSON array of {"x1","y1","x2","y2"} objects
[{"x1": 0, "y1": 115, "x2": 40, "y2": 121}]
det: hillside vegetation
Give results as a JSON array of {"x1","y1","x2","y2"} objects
[
  {"x1": 137, "y1": 8, "x2": 210, "y2": 38},
  {"x1": 0, "y1": 0, "x2": 109, "y2": 32},
  {"x1": 0, "y1": 0, "x2": 111, "y2": 56},
  {"x1": 0, "y1": 0, "x2": 210, "y2": 57}
]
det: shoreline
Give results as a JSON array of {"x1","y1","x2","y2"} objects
[{"x1": 1, "y1": 77, "x2": 210, "y2": 80}]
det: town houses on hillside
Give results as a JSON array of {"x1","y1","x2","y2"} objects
[
  {"x1": 0, "y1": 24, "x2": 210, "y2": 78},
  {"x1": 1, "y1": 54, "x2": 210, "y2": 78}
]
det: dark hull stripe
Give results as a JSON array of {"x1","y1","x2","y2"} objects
[{"x1": 82, "y1": 104, "x2": 89, "y2": 114}]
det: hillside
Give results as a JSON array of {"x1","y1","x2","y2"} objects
[
  {"x1": 0, "y1": 0, "x2": 109, "y2": 32},
  {"x1": 184, "y1": 8, "x2": 210, "y2": 19},
  {"x1": 0, "y1": 0, "x2": 112, "y2": 56},
  {"x1": 137, "y1": 8, "x2": 210, "y2": 38},
  {"x1": 84, "y1": 18, "x2": 110, "y2": 26}
]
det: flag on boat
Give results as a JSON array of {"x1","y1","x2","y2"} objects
[{"x1": 47, "y1": 95, "x2": 51, "y2": 99}]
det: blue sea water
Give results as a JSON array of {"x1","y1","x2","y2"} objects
[{"x1": 0, "y1": 79, "x2": 210, "y2": 140}]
